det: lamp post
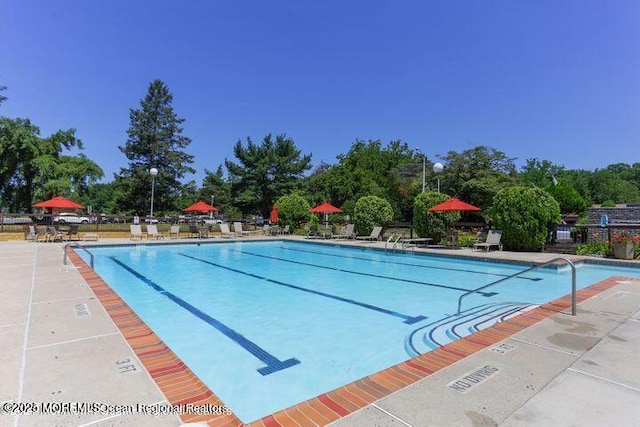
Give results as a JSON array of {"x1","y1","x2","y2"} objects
[
  {"x1": 415, "y1": 148, "x2": 426, "y2": 193},
  {"x1": 210, "y1": 195, "x2": 215, "y2": 219},
  {"x1": 433, "y1": 162, "x2": 444, "y2": 193},
  {"x1": 149, "y1": 167, "x2": 158, "y2": 217}
]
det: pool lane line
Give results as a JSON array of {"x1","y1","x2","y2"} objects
[
  {"x1": 107, "y1": 256, "x2": 300, "y2": 376},
  {"x1": 279, "y1": 245, "x2": 543, "y2": 282},
  {"x1": 230, "y1": 248, "x2": 497, "y2": 296},
  {"x1": 178, "y1": 253, "x2": 427, "y2": 325}
]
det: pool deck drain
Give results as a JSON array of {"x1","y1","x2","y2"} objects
[{"x1": 0, "y1": 237, "x2": 638, "y2": 426}]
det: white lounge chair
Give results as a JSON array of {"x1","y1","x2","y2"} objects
[
  {"x1": 233, "y1": 222, "x2": 250, "y2": 237},
  {"x1": 146, "y1": 224, "x2": 163, "y2": 239},
  {"x1": 169, "y1": 225, "x2": 181, "y2": 239},
  {"x1": 356, "y1": 226, "x2": 383, "y2": 241},
  {"x1": 219, "y1": 223, "x2": 233, "y2": 238},
  {"x1": 473, "y1": 230, "x2": 503, "y2": 252},
  {"x1": 130, "y1": 224, "x2": 144, "y2": 240}
]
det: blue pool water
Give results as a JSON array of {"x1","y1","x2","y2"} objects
[{"x1": 81, "y1": 241, "x2": 640, "y2": 422}]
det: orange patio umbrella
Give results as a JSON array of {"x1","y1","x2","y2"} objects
[
  {"x1": 309, "y1": 201, "x2": 344, "y2": 214},
  {"x1": 309, "y1": 201, "x2": 344, "y2": 226},
  {"x1": 269, "y1": 205, "x2": 279, "y2": 224},
  {"x1": 33, "y1": 196, "x2": 84, "y2": 210},
  {"x1": 428, "y1": 197, "x2": 480, "y2": 213},
  {"x1": 183, "y1": 200, "x2": 218, "y2": 213}
]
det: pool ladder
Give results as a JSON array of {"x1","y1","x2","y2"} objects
[
  {"x1": 63, "y1": 242, "x2": 95, "y2": 269},
  {"x1": 384, "y1": 234, "x2": 403, "y2": 253},
  {"x1": 456, "y1": 257, "x2": 577, "y2": 316}
]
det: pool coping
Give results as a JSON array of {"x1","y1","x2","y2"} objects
[{"x1": 67, "y1": 241, "x2": 635, "y2": 426}]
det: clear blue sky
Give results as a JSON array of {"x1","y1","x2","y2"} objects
[{"x1": 2, "y1": 1, "x2": 639, "y2": 184}]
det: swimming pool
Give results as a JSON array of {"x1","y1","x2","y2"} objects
[{"x1": 79, "y1": 240, "x2": 640, "y2": 422}]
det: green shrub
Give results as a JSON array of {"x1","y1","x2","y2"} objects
[
  {"x1": 413, "y1": 192, "x2": 461, "y2": 242},
  {"x1": 276, "y1": 191, "x2": 310, "y2": 230},
  {"x1": 491, "y1": 187, "x2": 561, "y2": 251},
  {"x1": 575, "y1": 242, "x2": 612, "y2": 257},
  {"x1": 601, "y1": 200, "x2": 616, "y2": 208},
  {"x1": 353, "y1": 196, "x2": 393, "y2": 235}
]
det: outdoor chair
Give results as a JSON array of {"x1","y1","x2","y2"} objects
[
  {"x1": 473, "y1": 230, "x2": 503, "y2": 252},
  {"x1": 146, "y1": 224, "x2": 164, "y2": 239},
  {"x1": 46, "y1": 226, "x2": 66, "y2": 242},
  {"x1": 188, "y1": 224, "x2": 200, "y2": 238},
  {"x1": 25, "y1": 225, "x2": 37, "y2": 242},
  {"x1": 355, "y1": 226, "x2": 383, "y2": 241},
  {"x1": 233, "y1": 222, "x2": 250, "y2": 237},
  {"x1": 332, "y1": 224, "x2": 355, "y2": 239},
  {"x1": 280, "y1": 225, "x2": 290, "y2": 235},
  {"x1": 65, "y1": 224, "x2": 80, "y2": 241},
  {"x1": 35, "y1": 226, "x2": 48, "y2": 242},
  {"x1": 262, "y1": 224, "x2": 271, "y2": 235},
  {"x1": 130, "y1": 224, "x2": 144, "y2": 240},
  {"x1": 169, "y1": 225, "x2": 181, "y2": 239},
  {"x1": 269, "y1": 225, "x2": 282, "y2": 235},
  {"x1": 219, "y1": 223, "x2": 233, "y2": 238}
]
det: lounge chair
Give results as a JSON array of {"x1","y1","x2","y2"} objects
[
  {"x1": 146, "y1": 224, "x2": 163, "y2": 239},
  {"x1": 187, "y1": 224, "x2": 200, "y2": 238},
  {"x1": 233, "y1": 222, "x2": 250, "y2": 237},
  {"x1": 130, "y1": 224, "x2": 144, "y2": 240},
  {"x1": 65, "y1": 224, "x2": 80, "y2": 241},
  {"x1": 169, "y1": 225, "x2": 181, "y2": 239},
  {"x1": 262, "y1": 224, "x2": 271, "y2": 235},
  {"x1": 473, "y1": 230, "x2": 503, "y2": 252},
  {"x1": 35, "y1": 226, "x2": 48, "y2": 242},
  {"x1": 219, "y1": 223, "x2": 233, "y2": 238},
  {"x1": 332, "y1": 224, "x2": 355, "y2": 239},
  {"x1": 280, "y1": 225, "x2": 290, "y2": 235},
  {"x1": 25, "y1": 225, "x2": 37, "y2": 241},
  {"x1": 356, "y1": 226, "x2": 383, "y2": 241},
  {"x1": 46, "y1": 226, "x2": 66, "y2": 242}
]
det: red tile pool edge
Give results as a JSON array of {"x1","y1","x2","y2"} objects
[{"x1": 68, "y1": 249, "x2": 628, "y2": 426}]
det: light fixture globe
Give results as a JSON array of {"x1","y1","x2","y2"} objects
[
  {"x1": 150, "y1": 167, "x2": 158, "y2": 176},
  {"x1": 433, "y1": 162, "x2": 444, "y2": 173}
]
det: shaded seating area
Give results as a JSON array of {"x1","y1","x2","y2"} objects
[{"x1": 473, "y1": 230, "x2": 503, "y2": 252}]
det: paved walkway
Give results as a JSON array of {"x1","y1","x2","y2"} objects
[{"x1": 0, "y1": 238, "x2": 638, "y2": 426}]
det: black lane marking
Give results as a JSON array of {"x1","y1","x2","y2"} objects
[
  {"x1": 178, "y1": 253, "x2": 427, "y2": 325},
  {"x1": 280, "y1": 245, "x2": 543, "y2": 282},
  {"x1": 108, "y1": 256, "x2": 300, "y2": 375}
]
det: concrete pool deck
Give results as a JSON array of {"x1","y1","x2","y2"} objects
[{"x1": 0, "y1": 237, "x2": 638, "y2": 426}]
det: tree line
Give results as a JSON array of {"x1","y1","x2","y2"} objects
[{"x1": 1, "y1": 81, "x2": 639, "y2": 221}]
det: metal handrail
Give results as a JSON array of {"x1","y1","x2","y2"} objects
[
  {"x1": 63, "y1": 243, "x2": 94, "y2": 269},
  {"x1": 457, "y1": 257, "x2": 577, "y2": 316}
]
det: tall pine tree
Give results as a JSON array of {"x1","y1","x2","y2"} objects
[{"x1": 115, "y1": 79, "x2": 194, "y2": 215}]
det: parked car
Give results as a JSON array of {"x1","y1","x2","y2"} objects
[
  {"x1": 53, "y1": 212, "x2": 90, "y2": 224},
  {"x1": 203, "y1": 219, "x2": 223, "y2": 225}
]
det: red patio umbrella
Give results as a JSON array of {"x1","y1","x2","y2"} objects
[
  {"x1": 428, "y1": 197, "x2": 480, "y2": 213},
  {"x1": 309, "y1": 201, "x2": 344, "y2": 214},
  {"x1": 269, "y1": 205, "x2": 279, "y2": 224},
  {"x1": 183, "y1": 200, "x2": 218, "y2": 213},
  {"x1": 33, "y1": 196, "x2": 84, "y2": 210},
  {"x1": 309, "y1": 201, "x2": 344, "y2": 226}
]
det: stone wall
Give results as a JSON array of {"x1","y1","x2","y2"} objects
[{"x1": 586, "y1": 207, "x2": 640, "y2": 243}]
